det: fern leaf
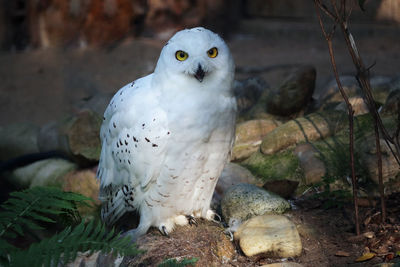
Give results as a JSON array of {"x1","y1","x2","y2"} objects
[
  {"x1": 8, "y1": 221, "x2": 140, "y2": 267},
  {"x1": 0, "y1": 187, "x2": 92, "y2": 239}
]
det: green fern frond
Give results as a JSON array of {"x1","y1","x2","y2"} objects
[
  {"x1": 8, "y1": 220, "x2": 140, "y2": 267},
  {"x1": 0, "y1": 187, "x2": 92, "y2": 240},
  {"x1": 158, "y1": 257, "x2": 199, "y2": 267}
]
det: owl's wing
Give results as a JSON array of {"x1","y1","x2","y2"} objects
[{"x1": 97, "y1": 75, "x2": 170, "y2": 225}]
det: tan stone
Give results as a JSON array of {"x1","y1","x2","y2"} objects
[
  {"x1": 62, "y1": 169, "x2": 101, "y2": 219},
  {"x1": 232, "y1": 119, "x2": 280, "y2": 161},
  {"x1": 234, "y1": 215, "x2": 302, "y2": 258},
  {"x1": 261, "y1": 111, "x2": 346, "y2": 155},
  {"x1": 335, "y1": 96, "x2": 369, "y2": 116}
]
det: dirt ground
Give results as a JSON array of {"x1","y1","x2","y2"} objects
[{"x1": 1, "y1": 20, "x2": 400, "y2": 266}]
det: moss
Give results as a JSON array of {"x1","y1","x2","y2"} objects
[{"x1": 241, "y1": 150, "x2": 303, "y2": 183}]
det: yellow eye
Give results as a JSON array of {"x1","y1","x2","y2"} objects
[
  {"x1": 207, "y1": 47, "x2": 218, "y2": 58},
  {"x1": 175, "y1": 50, "x2": 188, "y2": 61}
]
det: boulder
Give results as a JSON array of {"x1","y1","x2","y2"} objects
[
  {"x1": 221, "y1": 183, "x2": 291, "y2": 228},
  {"x1": 213, "y1": 162, "x2": 261, "y2": 206},
  {"x1": 232, "y1": 119, "x2": 281, "y2": 161},
  {"x1": 266, "y1": 65, "x2": 316, "y2": 116},
  {"x1": 293, "y1": 143, "x2": 326, "y2": 185},
  {"x1": 242, "y1": 151, "x2": 303, "y2": 183},
  {"x1": 260, "y1": 111, "x2": 347, "y2": 155},
  {"x1": 234, "y1": 77, "x2": 268, "y2": 115},
  {"x1": 37, "y1": 109, "x2": 102, "y2": 165},
  {"x1": 234, "y1": 215, "x2": 302, "y2": 258},
  {"x1": 10, "y1": 158, "x2": 77, "y2": 188},
  {"x1": 62, "y1": 169, "x2": 101, "y2": 220}
]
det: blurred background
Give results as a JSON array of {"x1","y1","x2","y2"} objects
[{"x1": 0, "y1": 0, "x2": 399, "y2": 126}]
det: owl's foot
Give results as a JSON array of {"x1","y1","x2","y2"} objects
[{"x1": 186, "y1": 215, "x2": 198, "y2": 226}]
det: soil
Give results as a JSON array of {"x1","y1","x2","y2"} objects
[{"x1": 1, "y1": 20, "x2": 400, "y2": 266}]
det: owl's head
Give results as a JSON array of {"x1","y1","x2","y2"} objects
[{"x1": 154, "y1": 27, "x2": 234, "y2": 89}]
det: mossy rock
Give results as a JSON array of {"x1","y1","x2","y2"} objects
[
  {"x1": 260, "y1": 111, "x2": 347, "y2": 155},
  {"x1": 241, "y1": 150, "x2": 304, "y2": 184}
]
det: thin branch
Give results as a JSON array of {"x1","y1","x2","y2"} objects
[{"x1": 314, "y1": 0, "x2": 360, "y2": 235}]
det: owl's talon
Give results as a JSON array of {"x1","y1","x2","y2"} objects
[
  {"x1": 160, "y1": 225, "x2": 169, "y2": 237},
  {"x1": 224, "y1": 229, "x2": 234, "y2": 242},
  {"x1": 213, "y1": 213, "x2": 222, "y2": 222},
  {"x1": 186, "y1": 215, "x2": 198, "y2": 227}
]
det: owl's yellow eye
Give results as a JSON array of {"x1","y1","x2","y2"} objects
[
  {"x1": 175, "y1": 50, "x2": 188, "y2": 61},
  {"x1": 207, "y1": 47, "x2": 218, "y2": 58}
]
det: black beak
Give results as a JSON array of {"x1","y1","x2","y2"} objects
[{"x1": 194, "y1": 64, "x2": 205, "y2": 82}]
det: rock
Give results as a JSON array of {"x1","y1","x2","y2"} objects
[
  {"x1": 37, "y1": 109, "x2": 102, "y2": 165},
  {"x1": 260, "y1": 111, "x2": 347, "y2": 155},
  {"x1": 381, "y1": 89, "x2": 400, "y2": 116},
  {"x1": 213, "y1": 163, "x2": 262, "y2": 206},
  {"x1": 0, "y1": 123, "x2": 39, "y2": 161},
  {"x1": 124, "y1": 220, "x2": 235, "y2": 266},
  {"x1": 62, "y1": 169, "x2": 101, "y2": 220},
  {"x1": 317, "y1": 75, "x2": 394, "y2": 109},
  {"x1": 232, "y1": 119, "x2": 281, "y2": 161},
  {"x1": 234, "y1": 77, "x2": 268, "y2": 115},
  {"x1": 266, "y1": 65, "x2": 316, "y2": 116},
  {"x1": 242, "y1": 151, "x2": 303, "y2": 183},
  {"x1": 360, "y1": 137, "x2": 400, "y2": 185},
  {"x1": 10, "y1": 159, "x2": 77, "y2": 188},
  {"x1": 263, "y1": 179, "x2": 299, "y2": 199},
  {"x1": 234, "y1": 215, "x2": 302, "y2": 258},
  {"x1": 261, "y1": 263, "x2": 304, "y2": 267},
  {"x1": 221, "y1": 183, "x2": 291, "y2": 227},
  {"x1": 293, "y1": 143, "x2": 326, "y2": 185},
  {"x1": 334, "y1": 96, "x2": 369, "y2": 116}
]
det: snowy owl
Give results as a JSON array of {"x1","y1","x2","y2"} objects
[{"x1": 97, "y1": 27, "x2": 236, "y2": 241}]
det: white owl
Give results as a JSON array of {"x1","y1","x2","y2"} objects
[{"x1": 97, "y1": 27, "x2": 236, "y2": 241}]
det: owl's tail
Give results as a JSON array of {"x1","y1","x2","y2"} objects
[{"x1": 99, "y1": 185, "x2": 136, "y2": 226}]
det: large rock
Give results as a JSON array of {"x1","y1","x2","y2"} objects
[
  {"x1": 266, "y1": 65, "x2": 316, "y2": 116},
  {"x1": 38, "y1": 109, "x2": 102, "y2": 165},
  {"x1": 213, "y1": 163, "x2": 262, "y2": 206},
  {"x1": 260, "y1": 111, "x2": 347, "y2": 155},
  {"x1": 124, "y1": 220, "x2": 235, "y2": 266},
  {"x1": 62, "y1": 169, "x2": 101, "y2": 220},
  {"x1": 234, "y1": 77, "x2": 268, "y2": 115},
  {"x1": 10, "y1": 158, "x2": 77, "y2": 188},
  {"x1": 234, "y1": 215, "x2": 302, "y2": 258},
  {"x1": 0, "y1": 123, "x2": 40, "y2": 161},
  {"x1": 293, "y1": 143, "x2": 326, "y2": 185},
  {"x1": 242, "y1": 151, "x2": 303, "y2": 183},
  {"x1": 221, "y1": 183, "x2": 291, "y2": 228},
  {"x1": 232, "y1": 119, "x2": 281, "y2": 161}
]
